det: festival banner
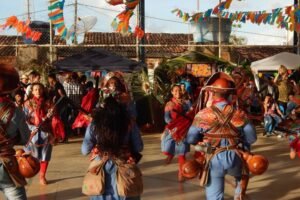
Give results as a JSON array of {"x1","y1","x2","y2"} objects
[
  {"x1": 0, "y1": 16, "x2": 42, "y2": 41},
  {"x1": 173, "y1": 2, "x2": 300, "y2": 33},
  {"x1": 48, "y1": 0, "x2": 68, "y2": 40},
  {"x1": 108, "y1": 0, "x2": 144, "y2": 39}
]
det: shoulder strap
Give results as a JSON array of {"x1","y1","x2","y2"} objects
[
  {"x1": 206, "y1": 105, "x2": 240, "y2": 147},
  {"x1": 0, "y1": 101, "x2": 16, "y2": 136},
  {"x1": 0, "y1": 101, "x2": 16, "y2": 156}
]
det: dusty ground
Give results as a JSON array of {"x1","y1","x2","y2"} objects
[{"x1": 1, "y1": 125, "x2": 299, "y2": 200}]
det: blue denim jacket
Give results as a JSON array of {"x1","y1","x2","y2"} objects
[
  {"x1": 81, "y1": 123, "x2": 143, "y2": 200},
  {"x1": 0, "y1": 107, "x2": 31, "y2": 188},
  {"x1": 187, "y1": 102, "x2": 257, "y2": 177}
]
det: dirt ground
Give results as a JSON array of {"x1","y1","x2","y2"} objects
[{"x1": 1, "y1": 125, "x2": 299, "y2": 200}]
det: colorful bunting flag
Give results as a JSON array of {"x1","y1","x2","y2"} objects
[
  {"x1": 172, "y1": 3, "x2": 300, "y2": 33},
  {"x1": 48, "y1": 0, "x2": 68, "y2": 40},
  {"x1": 108, "y1": 0, "x2": 143, "y2": 38},
  {"x1": 0, "y1": 16, "x2": 42, "y2": 42}
]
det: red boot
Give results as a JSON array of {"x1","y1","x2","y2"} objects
[
  {"x1": 39, "y1": 161, "x2": 49, "y2": 185},
  {"x1": 178, "y1": 155, "x2": 186, "y2": 182}
]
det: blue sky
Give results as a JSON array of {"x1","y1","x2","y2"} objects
[{"x1": 0, "y1": 0, "x2": 294, "y2": 44}]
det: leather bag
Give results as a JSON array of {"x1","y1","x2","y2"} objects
[{"x1": 82, "y1": 159, "x2": 107, "y2": 196}]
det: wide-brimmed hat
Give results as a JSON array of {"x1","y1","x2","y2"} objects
[
  {"x1": 102, "y1": 71, "x2": 127, "y2": 92},
  {"x1": 0, "y1": 63, "x2": 20, "y2": 94},
  {"x1": 20, "y1": 74, "x2": 28, "y2": 80},
  {"x1": 204, "y1": 72, "x2": 236, "y2": 94}
]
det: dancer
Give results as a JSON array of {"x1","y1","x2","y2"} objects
[
  {"x1": 161, "y1": 84, "x2": 192, "y2": 182},
  {"x1": 187, "y1": 72, "x2": 257, "y2": 200},
  {"x1": 82, "y1": 96, "x2": 143, "y2": 200},
  {"x1": 0, "y1": 64, "x2": 31, "y2": 200},
  {"x1": 24, "y1": 83, "x2": 54, "y2": 185}
]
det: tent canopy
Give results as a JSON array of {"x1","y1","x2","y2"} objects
[
  {"x1": 250, "y1": 52, "x2": 300, "y2": 74},
  {"x1": 54, "y1": 48, "x2": 144, "y2": 72}
]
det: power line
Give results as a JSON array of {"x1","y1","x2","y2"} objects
[
  {"x1": 0, "y1": 3, "x2": 74, "y2": 21},
  {"x1": 0, "y1": 2, "x2": 288, "y2": 40},
  {"x1": 78, "y1": 3, "x2": 287, "y2": 39},
  {"x1": 78, "y1": 3, "x2": 185, "y2": 24}
]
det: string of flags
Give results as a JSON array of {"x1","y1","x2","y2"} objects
[
  {"x1": 173, "y1": 1, "x2": 300, "y2": 32},
  {"x1": 108, "y1": 0, "x2": 144, "y2": 39},
  {"x1": 48, "y1": 0, "x2": 69, "y2": 40},
  {"x1": 0, "y1": 16, "x2": 42, "y2": 41}
]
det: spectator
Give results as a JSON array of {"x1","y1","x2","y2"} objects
[
  {"x1": 274, "y1": 65, "x2": 292, "y2": 115},
  {"x1": 286, "y1": 93, "x2": 299, "y2": 120},
  {"x1": 13, "y1": 89, "x2": 25, "y2": 109},
  {"x1": 19, "y1": 74, "x2": 29, "y2": 90},
  {"x1": 267, "y1": 76, "x2": 277, "y2": 100},
  {"x1": 25, "y1": 70, "x2": 41, "y2": 100},
  {"x1": 263, "y1": 94, "x2": 284, "y2": 137},
  {"x1": 63, "y1": 73, "x2": 83, "y2": 106}
]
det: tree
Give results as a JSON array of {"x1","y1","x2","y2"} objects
[{"x1": 229, "y1": 34, "x2": 247, "y2": 45}]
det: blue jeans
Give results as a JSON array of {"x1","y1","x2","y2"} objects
[
  {"x1": 264, "y1": 115, "x2": 282, "y2": 133},
  {"x1": 0, "y1": 186, "x2": 27, "y2": 200},
  {"x1": 278, "y1": 101, "x2": 287, "y2": 115},
  {"x1": 205, "y1": 152, "x2": 243, "y2": 200},
  {"x1": 286, "y1": 101, "x2": 297, "y2": 117}
]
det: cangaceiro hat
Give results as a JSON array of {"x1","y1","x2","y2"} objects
[{"x1": 0, "y1": 63, "x2": 20, "y2": 94}]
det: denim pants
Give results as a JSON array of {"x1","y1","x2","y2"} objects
[
  {"x1": 264, "y1": 115, "x2": 282, "y2": 133},
  {"x1": 0, "y1": 186, "x2": 27, "y2": 200},
  {"x1": 278, "y1": 101, "x2": 287, "y2": 115},
  {"x1": 286, "y1": 101, "x2": 297, "y2": 117}
]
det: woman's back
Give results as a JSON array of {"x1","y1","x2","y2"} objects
[{"x1": 81, "y1": 97, "x2": 143, "y2": 200}]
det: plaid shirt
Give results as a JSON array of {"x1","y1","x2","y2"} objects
[{"x1": 63, "y1": 81, "x2": 83, "y2": 106}]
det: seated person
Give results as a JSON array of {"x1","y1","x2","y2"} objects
[
  {"x1": 286, "y1": 93, "x2": 300, "y2": 120},
  {"x1": 263, "y1": 94, "x2": 284, "y2": 136}
]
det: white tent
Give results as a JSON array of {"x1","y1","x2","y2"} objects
[
  {"x1": 251, "y1": 52, "x2": 300, "y2": 91},
  {"x1": 250, "y1": 52, "x2": 300, "y2": 74}
]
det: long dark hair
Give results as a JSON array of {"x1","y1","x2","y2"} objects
[{"x1": 93, "y1": 96, "x2": 129, "y2": 155}]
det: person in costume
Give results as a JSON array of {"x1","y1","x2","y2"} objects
[
  {"x1": 47, "y1": 74, "x2": 67, "y2": 143},
  {"x1": 161, "y1": 84, "x2": 192, "y2": 182},
  {"x1": 0, "y1": 64, "x2": 32, "y2": 200},
  {"x1": 81, "y1": 96, "x2": 143, "y2": 200},
  {"x1": 23, "y1": 83, "x2": 54, "y2": 185},
  {"x1": 187, "y1": 72, "x2": 257, "y2": 200},
  {"x1": 100, "y1": 72, "x2": 136, "y2": 120},
  {"x1": 100, "y1": 72, "x2": 127, "y2": 102},
  {"x1": 72, "y1": 81, "x2": 98, "y2": 131}
]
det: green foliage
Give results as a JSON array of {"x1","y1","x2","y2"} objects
[
  {"x1": 154, "y1": 51, "x2": 234, "y2": 104},
  {"x1": 229, "y1": 34, "x2": 247, "y2": 45},
  {"x1": 130, "y1": 69, "x2": 150, "y2": 101}
]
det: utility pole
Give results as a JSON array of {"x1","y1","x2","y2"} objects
[
  {"x1": 26, "y1": 0, "x2": 31, "y2": 20},
  {"x1": 294, "y1": 0, "x2": 299, "y2": 54},
  {"x1": 49, "y1": 3, "x2": 53, "y2": 64},
  {"x1": 218, "y1": 0, "x2": 222, "y2": 58},
  {"x1": 74, "y1": 0, "x2": 78, "y2": 44},
  {"x1": 138, "y1": 0, "x2": 145, "y2": 65},
  {"x1": 197, "y1": 0, "x2": 200, "y2": 11}
]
